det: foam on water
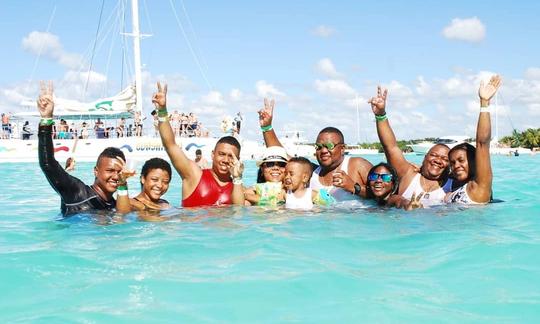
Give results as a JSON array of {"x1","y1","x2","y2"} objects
[{"x1": 1, "y1": 155, "x2": 539, "y2": 322}]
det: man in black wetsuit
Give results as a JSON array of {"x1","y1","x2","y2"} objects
[{"x1": 37, "y1": 81, "x2": 126, "y2": 217}]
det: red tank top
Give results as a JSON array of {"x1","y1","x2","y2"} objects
[{"x1": 182, "y1": 169, "x2": 233, "y2": 207}]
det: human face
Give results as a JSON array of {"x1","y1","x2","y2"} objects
[
  {"x1": 141, "y1": 168, "x2": 171, "y2": 202},
  {"x1": 449, "y1": 149, "x2": 470, "y2": 182},
  {"x1": 94, "y1": 157, "x2": 123, "y2": 194},
  {"x1": 261, "y1": 161, "x2": 286, "y2": 182},
  {"x1": 283, "y1": 162, "x2": 308, "y2": 191},
  {"x1": 315, "y1": 132, "x2": 345, "y2": 168},
  {"x1": 212, "y1": 143, "x2": 240, "y2": 177},
  {"x1": 421, "y1": 145, "x2": 449, "y2": 180},
  {"x1": 368, "y1": 166, "x2": 394, "y2": 198}
]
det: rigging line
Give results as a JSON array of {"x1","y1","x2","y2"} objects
[
  {"x1": 168, "y1": 0, "x2": 213, "y2": 90},
  {"x1": 84, "y1": 0, "x2": 107, "y2": 100},
  {"x1": 178, "y1": 0, "x2": 209, "y2": 72},
  {"x1": 103, "y1": 0, "x2": 124, "y2": 97},
  {"x1": 120, "y1": 0, "x2": 126, "y2": 91},
  {"x1": 27, "y1": 5, "x2": 57, "y2": 94},
  {"x1": 142, "y1": 0, "x2": 154, "y2": 34}
]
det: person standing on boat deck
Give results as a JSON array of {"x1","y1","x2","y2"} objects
[
  {"x1": 234, "y1": 112, "x2": 243, "y2": 135},
  {"x1": 258, "y1": 98, "x2": 372, "y2": 202},
  {"x1": 37, "y1": 81, "x2": 125, "y2": 217},
  {"x1": 194, "y1": 149, "x2": 209, "y2": 169},
  {"x1": 22, "y1": 121, "x2": 33, "y2": 140},
  {"x1": 369, "y1": 86, "x2": 452, "y2": 207},
  {"x1": 445, "y1": 75, "x2": 502, "y2": 205},
  {"x1": 153, "y1": 82, "x2": 245, "y2": 207}
]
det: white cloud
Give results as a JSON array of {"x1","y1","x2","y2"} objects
[
  {"x1": 230, "y1": 88, "x2": 243, "y2": 101},
  {"x1": 312, "y1": 25, "x2": 336, "y2": 38},
  {"x1": 415, "y1": 76, "x2": 431, "y2": 96},
  {"x1": 525, "y1": 67, "x2": 540, "y2": 80},
  {"x1": 22, "y1": 31, "x2": 84, "y2": 69},
  {"x1": 255, "y1": 80, "x2": 285, "y2": 98},
  {"x1": 201, "y1": 91, "x2": 225, "y2": 106},
  {"x1": 315, "y1": 58, "x2": 343, "y2": 78},
  {"x1": 64, "y1": 70, "x2": 107, "y2": 84},
  {"x1": 314, "y1": 79, "x2": 356, "y2": 98},
  {"x1": 442, "y1": 17, "x2": 486, "y2": 43}
]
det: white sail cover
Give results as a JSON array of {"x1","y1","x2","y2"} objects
[{"x1": 17, "y1": 85, "x2": 137, "y2": 120}]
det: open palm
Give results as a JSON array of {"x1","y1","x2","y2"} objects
[{"x1": 478, "y1": 75, "x2": 501, "y2": 102}]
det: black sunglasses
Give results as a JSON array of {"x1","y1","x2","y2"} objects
[{"x1": 263, "y1": 161, "x2": 287, "y2": 168}]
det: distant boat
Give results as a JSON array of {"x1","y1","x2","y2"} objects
[{"x1": 407, "y1": 136, "x2": 472, "y2": 155}]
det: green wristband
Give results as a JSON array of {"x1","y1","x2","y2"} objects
[
  {"x1": 157, "y1": 109, "x2": 169, "y2": 118},
  {"x1": 261, "y1": 125, "x2": 273, "y2": 132},
  {"x1": 117, "y1": 185, "x2": 128, "y2": 191},
  {"x1": 39, "y1": 118, "x2": 55, "y2": 126},
  {"x1": 375, "y1": 114, "x2": 388, "y2": 122}
]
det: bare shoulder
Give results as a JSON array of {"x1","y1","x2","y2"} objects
[{"x1": 348, "y1": 156, "x2": 373, "y2": 175}]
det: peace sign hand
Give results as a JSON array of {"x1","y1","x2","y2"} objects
[
  {"x1": 478, "y1": 75, "x2": 502, "y2": 106},
  {"x1": 258, "y1": 98, "x2": 275, "y2": 127},
  {"x1": 152, "y1": 82, "x2": 168, "y2": 111},
  {"x1": 405, "y1": 192, "x2": 424, "y2": 211},
  {"x1": 229, "y1": 153, "x2": 244, "y2": 179},
  {"x1": 37, "y1": 81, "x2": 54, "y2": 118},
  {"x1": 368, "y1": 86, "x2": 388, "y2": 116}
]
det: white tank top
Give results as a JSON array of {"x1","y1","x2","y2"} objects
[
  {"x1": 285, "y1": 189, "x2": 313, "y2": 210},
  {"x1": 310, "y1": 157, "x2": 357, "y2": 202},
  {"x1": 401, "y1": 173, "x2": 452, "y2": 207},
  {"x1": 445, "y1": 183, "x2": 482, "y2": 205}
]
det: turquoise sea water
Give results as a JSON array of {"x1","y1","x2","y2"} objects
[{"x1": 1, "y1": 154, "x2": 539, "y2": 322}]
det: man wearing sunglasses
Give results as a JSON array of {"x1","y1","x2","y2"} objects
[
  {"x1": 258, "y1": 99, "x2": 372, "y2": 202},
  {"x1": 369, "y1": 86, "x2": 452, "y2": 206}
]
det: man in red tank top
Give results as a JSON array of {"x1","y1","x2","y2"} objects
[{"x1": 153, "y1": 82, "x2": 245, "y2": 207}]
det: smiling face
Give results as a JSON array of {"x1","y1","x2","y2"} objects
[
  {"x1": 421, "y1": 144, "x2": 450, "y2": 180},
  {"x1": 141, "y1": 168, "x2": 171, "y2": 202},
  {"x1": 261, "y1": 161, "x2": 287, "y2": 183},
  {"x1": 368, "y1": 165, "x2": 395, "y2": 199},
  {"x1": 315, "y1": 131, "x2": 345, "y2": 169},
  {"x1": 283, "y1": 162, "x2": 310, "y2": 191},
  {"x1": 449, "y1": 148, "x2": 470, "y2": 182},
  {"x1": 211, "y1": 143, "x2": 240, "y2": 178},
  {"x1": 93, "y1": 157, "x2": 123, "y2": 194}
]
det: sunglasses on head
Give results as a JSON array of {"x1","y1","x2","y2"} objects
[
  {"x1": 368, "y1": 172, "x2": 394, "y2": 183},
  {"x1": 263, "y1": 161, "x2": 287, "y2": 168},
  {"x1": 314, "y1": 142, "x2": 343, "y2": 151}
]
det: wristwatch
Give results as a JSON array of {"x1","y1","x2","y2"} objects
[{"x1": 353, "y1": 183, "x2": 361, "y2": 195}]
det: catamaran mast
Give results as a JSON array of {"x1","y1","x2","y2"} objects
[{"x1": 130, "y1": 0, "x2": 143, "y2": 114}]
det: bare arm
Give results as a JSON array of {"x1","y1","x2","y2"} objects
[
  {"x1": 468, "y1": 75, "x2": 501, "y2": 202},
  {"x1": 229, "y1": 154, "x2": 245, "y2": 205},
  {"x1": 369, "y1": 86, "x2": 413, "y2": 178},
  {"x1": 114, "y1": 157, "x2": 137, "y2": 214},
  {"x1": 154, "y1": 82, "x2": 201, "y2": 184}
]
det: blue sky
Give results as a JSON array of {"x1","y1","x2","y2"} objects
[{"x1": 1, "y1": 0, "x2": 539, "y2": 143}]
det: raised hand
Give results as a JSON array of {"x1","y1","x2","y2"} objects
[
  {"x1": 37, "y1": 81, "x2": 54, "y2": 118},
  {"x1": 405, "y1": 192, "x2": 424, "y2": 211},
  {"x1": 152, "y1": 82, "x2": 168, "y2": 111},
  {"x1": 228, "y1": 153, "x2": 244, "y2": 180},
  {"x1": 114, "y1": 157, "x2": 136, "y2": 185},
  {"x1": 258, "y1": 98, "x2": 275, "y2": 127},
  {"x1": 368, "y1": 86, "x2": 388, "y2": 116},
  {"x1": 478, "y1": 75, "x2": 501, "y2": 106}
]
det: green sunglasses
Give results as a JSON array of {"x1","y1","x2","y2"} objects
[{"x1": 314, "y1": 142, "x2": 343, "y2": 151}]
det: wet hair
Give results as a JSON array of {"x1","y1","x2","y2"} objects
[
  {"x1": 65, "y1": 157, "x2": 74, "y2": 169},
  {"x1": 215, "y1": 136, "x2": 241, "y2": 155},
  {"x1": 96, "y1": 147, "x2": 125, "y2": 165},
  {"x1": 318, "y1": 127, "x2": 344, "y2": 144},
  {"x1": 140, "y1": 157, "x2": 172, "y2": 188},
  {"x1": 366, "y1": 162, "x2": 399, "y2": 205},
  {"x1": 449, "y1": 142, "x2": 476, "y2": 181}
]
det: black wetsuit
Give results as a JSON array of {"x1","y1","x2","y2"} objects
[{"x1": 39, "y1": 125, "x2": 115, "y2": 217}]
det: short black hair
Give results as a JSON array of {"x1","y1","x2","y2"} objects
[
  {"x1": 140, "y1": 157, "x2": 172, "y2": 188},
  {"x1": 215, "y1": 136, "x2": 241, "y2": 154},
  {"x1": 195, "y1": 149, "x2": 202, "y2": 155},
  {"x1": 97, "y1": 147, "x2": 125, "y2": 165},
  {"x1": 366, "y1": 162, "x2": 399, "y2": 205},
  {"x1": 318, "y1": 127, "x2": 344, "y2": 144},
  {"x1": 288, "y1": 156, "x2": 313, "y2": 182}
]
